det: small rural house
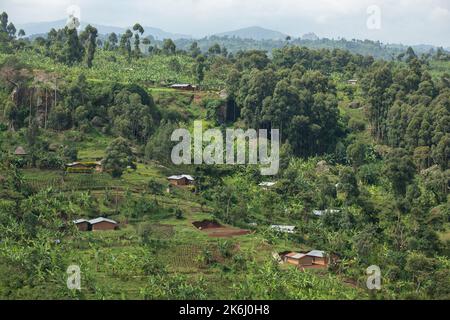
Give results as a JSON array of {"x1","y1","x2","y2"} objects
[
  {"x1": 167, "y1": 175, "x2": 195, "y2": 186},
  {"x1": 282, "y1": 250, "x2": 329, "y2": 268},
  {"x1": 73, "y1": 219, "x2": 90, "y2": 231},
  {"x1": 284, "y1": 252, "x2": 314, "y2": 267},
  {"x1": 170, "y1": 84, "x2": 196, "y2": 91},
  {"x1": 306, "y1": 250, "x2": 328, "y2": 266},
  {"x1": 347, "y1": 79, "x2": 358, "y2": 85},
  {"x1": 14, "y1": 146, "x2": 27, "y2": 156},
  {"x1": 270, "y1": 225, "x2": 296, "y2": 234},
  {"x1": 89, "y1": 217, "x2": 119, "y2": 231},
  {"x1": 66, "y1": 161, "x2": 103, "y2": 173},
  {"x1": 313, "y1": 209, "x2": 341, "y2": 217},
  {"x1": 74, "y1": 217, "x2": 118, "y2": 232}
]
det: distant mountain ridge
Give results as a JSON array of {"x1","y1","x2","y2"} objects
[
  {"x1": 214, "y1": 26, "x2": 288, "y2": 40},
  {"x1": 17, "y1": 19, "x2": 191, "y2": 40},
  {"x1": 16, "y1": 20, "x2": 447, "y2": 57}
]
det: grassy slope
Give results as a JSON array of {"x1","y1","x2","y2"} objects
[
  {"x1": 19, "y1": 134, "x2": 365, "y2": 299},
  {"x1": 0, "y1": 49, "x2": 225, "y2": 88},
  {"x1": 3, "y1": 83, "x2": 366, "y2": 299},
  {"x1": 1, "y1": 50, "x2": 389, "y2": 299}
]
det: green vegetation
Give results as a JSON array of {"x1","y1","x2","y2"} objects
[{"x1": 0, "y1": 11, "x2": 449, "y2": 300}]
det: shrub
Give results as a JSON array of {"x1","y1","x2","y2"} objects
[
  {"x1": 348, "y1": 118, "x2": 366, "y2": 132},
  {"x1": 36, "y1": 153, "x2": 64, "y2": 169}
]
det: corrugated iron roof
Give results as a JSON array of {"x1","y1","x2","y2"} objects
[
  {"x1": 313, "y1": 209, "x2": 341, "y2": 216},
  {"x1": 73, "y1": 219, "x2": 89, "y2": 224},
  {"x1": 67, "y1": 161, "x2": 102, "y2": 167},
  {"x1": 286, "y1": 252, "x2": 307, "y2": 260},
  {"x1": 306, "y1": 250, "x2": 326, "y2": 258},
  {"x1": 168, "y1": 175, "x2": 195, "y2": 181},
  {"x1": 270, "y1": 225, "x2": 296, "y2": 233},
  {"x1": 89, "y1": 217, "x2": 118, "y2": 225},
  {"x1": 170, "y1": 84, "x2": 194, "y2": 88}
]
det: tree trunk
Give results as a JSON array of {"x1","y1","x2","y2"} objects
[
  {"x1": 29, "y1": 87, "x2": 33, "y2": 126},
  {"x1": 54, "y1": 78, "x2": 57, "y2": 108},
  {"x1": 45, "y1": 88, "x2": 48, "y2": 129}
]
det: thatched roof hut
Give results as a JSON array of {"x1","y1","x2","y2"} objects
[{"x1": 14, "y1": 146, "x2": 27, "y2": 156}]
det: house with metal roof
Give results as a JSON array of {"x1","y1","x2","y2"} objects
[
  {"x1": 306, "y1": 250, "x2": 328, "y2": 266},
  {"x1": 66, "y1": 161, "x2": 103, "y2": 173},
  {"x1": 168, "y1": 175, "x2": 195, "y2": 186},
  {"x1": 73, "y1": 219, "x2": 91, "y2": 231},
  {"x1": 284, "y1": 252, "x2": 314, "y2": 267},
  {"x1": 280, "y1": 250, "x2": 329, "y2": 268},
  {"x1": 306, "y1": 250, "x2": 326, "y2": 258},
  {"x1": 89, "y1": 217, "x2": 118, "y2": 231},
  {"x1": 170, "y1": 84, "x2": 197, "y2": 91},
  {"x1": 73, "y1": 217, "x2": 119, "y2": 232},
  {"x1": 313, "y1": 209, "x2": 341, "y2": 216},
  {"x1": 270, "y1": 225, "x2": 296, "y2": 234}
]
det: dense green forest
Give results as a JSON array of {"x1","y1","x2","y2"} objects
[{"x1": 0, "y1": 12, "x2": 449, "y2": 300}]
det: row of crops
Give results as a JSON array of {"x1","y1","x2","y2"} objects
[
  {"x1": 155, "y1": 242, "x2": 224, "y2": 271},
  {"x1": 25, "y1": 173, "x2": 126, "y2": 191}
]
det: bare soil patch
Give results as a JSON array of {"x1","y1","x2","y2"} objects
[
  {"x1": 193, "y1": 220, "x2": 222, "y2": 230},
  {"x1": 193, "y1": 220, "x2": 251, "y2": 238}
]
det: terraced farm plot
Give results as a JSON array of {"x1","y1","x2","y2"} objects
[{"x1": 147, "y1": 224, "x2": 176, "y2": 239}]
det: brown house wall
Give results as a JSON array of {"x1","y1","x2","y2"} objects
[
  {"x1": 169, "y1": 178, "x2": 190, "y2": 186},
  {"x1": 285, "y1": 256, "x2": 314, "y2": 266},
  {"x1": 313, "y1": 257, "x2": 328, "y2": 266},
  {"x1": 92, "y1": 221, "x2": 117, "y2": 231},
  {"x1": 76, "y1": 222, "x2": 90, "y2": 231},
  {"x1": 285, "y1": 257, "x2": 298, "y2": 265},
  {"x1": 298, "y1": 256, "x2": 314, "y2": 266}
]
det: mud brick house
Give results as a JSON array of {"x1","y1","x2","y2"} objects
[
  {"x1": 170, "y1": 84, "x2": 196, "y2": 91},
  {"x1": 284, "y1": 252, "x2": 315, "y2": 267},
  {"x1": 89, "y1": 217, "x2": 119, "y2": 231},
  {"x1": 167, "y1": 175, "x2": 195, "y2": 186},
  {"x1": 282, "y1": 250, "x2": 329, "y2": 268},
  {"x1": 66, "y1": 161, "x2": 103, "y2": 173},
  {"x1": 306, "y1": 250, "x2": 328, "y2": 266},
  {"x1": 74, "y1": 217, "x2": 119, "y2": 232},
  {"x1": 73, "y1": 219, "x2": 91, "y2": 231}
]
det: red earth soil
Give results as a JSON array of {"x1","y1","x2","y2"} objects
[
  {"x1": 192, "y1": 220, "x2": 251, "y2": 238},
  {"x1": 192, "y1": 220, "x2": 223, "y2": 230}
]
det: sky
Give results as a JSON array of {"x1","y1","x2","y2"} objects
[{"x1": 3, "y1": 0, "x2": 450, "y2": 47}]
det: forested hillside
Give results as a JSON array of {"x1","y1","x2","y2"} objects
[
  {"x1": 0, "y1": 12, "x2": 449, "y2": 300},
  {"x1": 174, "y1": 36, "x2": 448, "y2": 60}
]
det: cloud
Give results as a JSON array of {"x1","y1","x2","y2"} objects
[{"x1": 3, "y1": 0, "x2": 450, "y2": 46}]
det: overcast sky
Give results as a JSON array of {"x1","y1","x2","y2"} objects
[{"x1": 3, "y1": 0, "x2": 450, "y2": 46}]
